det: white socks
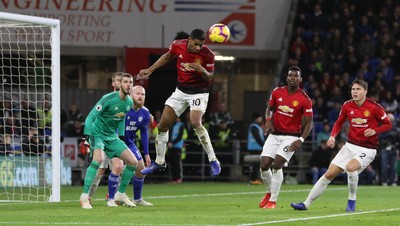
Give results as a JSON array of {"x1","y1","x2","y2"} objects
[
  {"x1": 347, "y1": 171, "x2": 359, "y2": 200},
  {"x1": 304, "y1": 175, "x2": 331, "y2": 208},
  {"x1": 260, "y1": 168, "x2": 272, "y2": 193},
  {"x1": 269, "y1": 169, "x2": 283, "y2": 202},
  {"x1": 193, "y1": 125, "x2": 217, "y2": 162},
  {"x1": 88, "y1": 173, "x2": 103, "y2": 198},
  {"x1": 155, "y1": 131, "x2": 169, "y2": 165}
]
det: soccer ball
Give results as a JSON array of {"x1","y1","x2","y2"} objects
[{"x1": 208, "y1": 23, "x2": 230, "y2": 43}]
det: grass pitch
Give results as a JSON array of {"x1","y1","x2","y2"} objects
[{"x1": 1, "y1": 182, "x2": 399, "y2": 225}]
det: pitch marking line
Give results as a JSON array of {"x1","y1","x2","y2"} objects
[{"x1": 239, "y1": 208, "x2": 400, "y2": 225}]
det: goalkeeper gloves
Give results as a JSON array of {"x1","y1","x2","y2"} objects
[{"x1": 79, "y1": 135, "x2": 91, "y2": 155}]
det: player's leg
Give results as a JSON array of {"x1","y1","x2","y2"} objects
[
  {"x1": 88, "y1": 153, "x2": 109, "y2": 199},
  {"x1": 80, "y1": 148, "x2": 104, "y2": 209},
  {"x1": 291, "y1": 163, "x2": 343, "y2": 211},
  {"x1": 345, "y1": 146, "x2": 375, "y2": 212},
  {"x1": 107, "y1": 140, "x2": 137, "y2": 207},
  {"x1": 264, "y1": 136, "x2": 297, "y2": 209},
  {"x1": 133, "y1": 159, "x2": 153, "y2": 206},
  {"x1": 291, "y1": 146, "x2": 350, "y2": 211},
  {"x1": 129, "y1": 145, "x2": 153, "y2": 206},
  {"x1": 142, "y1": 95, "x2": 184, "y2": 175},
  {"x1": 108, "y1": 158, "x2": 124, "y2": 201},
  {"x1": 259, "y1": 134, "x2": 279, "y2": 208},
  {"x1": 155, "y1": 105, "x2": 178, "y2": 165}
]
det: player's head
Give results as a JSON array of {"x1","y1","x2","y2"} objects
[
  {"x1": 130, "y1": 85, "x2": 146, "y2": 108},
  {"x1": 188, "y1": 29, "x2": 206, "y2": 53},
  {"x1": 120, "y1": 73, "x2": 133, "y2": 96},
  {"x1": 351, "y1": 79, "x2": 368, "y2": 102},
  {"x1": 286, "y1": 66, "x2": 302, "y2": 87},
  {"x1": 112, "y1": 72, "x2": 123, "y2": 91}
]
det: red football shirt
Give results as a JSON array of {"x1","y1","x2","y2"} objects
[
  {"x1": 168, "y1": 39, "x2": 215, "y2": 93},
  {"x1": 331, "y1": 98, "x2": 392, "y2": 149},
  {"x1": 269, "y1": 87, "x2": 313, "y2": 135}
]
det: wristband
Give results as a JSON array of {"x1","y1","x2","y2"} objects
[{"x1": 299, "y1": 137, "x2": 304, "y2": 143}]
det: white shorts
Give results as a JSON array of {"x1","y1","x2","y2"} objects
[
  {"x1": 165, "y1": 88, "x2": 209, "y2": 117},
  {"x1": 331, "y1": 142, "x2": 376, "y2": 173},
  {"x1": 261, "y1": 134, "x2": 299, "y2": 163}
]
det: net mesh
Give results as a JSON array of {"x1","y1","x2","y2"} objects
[{"x1": 0, "y1": 18, "x2": 53, "y2": 202}]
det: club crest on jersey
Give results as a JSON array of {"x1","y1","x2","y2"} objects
[
  {"x1": 96, "y1": 105, "x2": 102, "y2": 111},
  {"x1": 139, "y1": 116, "x2": 143, "y2": 122},
  {"x1": 363, "y1": 110, "x2": 371, "y2": 117},
  {"x1": 195, "y1": 58, "x2": 202, "y2": 64},
  {"x1": 292, "y1": 100, "x2": 299, "y2": 107},
  {"x1": 116, "y1": 112, "x2": 126, "y2": 118}
]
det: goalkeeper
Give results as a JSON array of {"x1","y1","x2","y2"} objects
[{"x1": 79, "y1": 73, "x2": 138, "y2": 209}]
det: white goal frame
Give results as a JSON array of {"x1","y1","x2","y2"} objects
[{"x1": 0, "y1": 12, "x2": 60, "y2": 202}]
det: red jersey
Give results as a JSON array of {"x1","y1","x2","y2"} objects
[
  {"x1": 269, "y1": 87, "x2": 313, "y2": 135},
  {"x1": 331, "y1": 98, "x2": 392, "y2": 149},
  {"x1": 168, "y1": 39, "x2": 215, "y2": 93}
]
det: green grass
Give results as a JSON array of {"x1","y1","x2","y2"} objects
[{"x1": 1, "y1": 183, "x2": 400, "y2": 225}]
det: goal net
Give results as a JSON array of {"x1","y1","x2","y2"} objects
[{"x1": 0, "y1": 12, "x2": 60, "y2": 202}]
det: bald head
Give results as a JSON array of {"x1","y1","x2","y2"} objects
[{"x1": 131, "y1": 85, "x2": 146, "y2": 108}]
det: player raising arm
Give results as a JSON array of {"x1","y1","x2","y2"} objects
[
  {"x1": 137, "y1": 28, "x2": 221, "y2": 176},
  {"x1": 79, "y1": 73, "x2": 138, "y2": 209},
  {"x1": 291, "y1": 79, "x2": 392, "y2": 212}
]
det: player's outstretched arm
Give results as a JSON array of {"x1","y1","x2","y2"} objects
[{"x1": 137, "y1": 52, "x2": 175, "y2": 79}]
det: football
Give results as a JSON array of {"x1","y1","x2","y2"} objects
[{"x1": 208, "y1": 23, "x2": 230, "y2": 43}]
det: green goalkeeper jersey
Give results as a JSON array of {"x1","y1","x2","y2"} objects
[{"x1": 83, "y1": 91, "x2": 133, "y2": 140}]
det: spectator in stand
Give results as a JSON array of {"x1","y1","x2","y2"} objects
[
  {"x1": 316, "y1": 121, "x2": 330, "y2": 146},
  {"x1": 68, "y1": 103, "x2": 84, "y2": 123},
  {"x1": 309, "y1": 141, "x2": 333, "y2": 184},
  {"x1": 356, "y1": 16, "x2": 376, "y2": 38},
  {"x1": 22, "y1": 128, "x2": 46, "y2": 156},
  {"x1": 167, "y1": 117, "x2": 187, "y2": 184},
  {"x1": 313, "y1": 96, "x2": 328, "y2": 122},
  {"x1": 376, "y1": 33, "x2": 394, "y2": 58},
  {"x1": 65, "y1": 120, "x2": 84, "y2": 137},
  {"x1": 246, "y1": 112, "x2": 265, "y2": 185},
  {"x1": 327, "y1": 102, "x2": 342, "y2": 123},
  {"x1": 379, "y1": 113, "x2": 399, "y2": 186},
  {"x1": 210, "y1": 102, "x2": 235, "y2": 133},
  {"x1": 376, "y1": 58, "x2": 394, "y2": 85},
  {"x1": 380, "y1": 91, "x2": 398, "y2": 113},
  {"x1": 37, "y1": 100, "x2": 52, "y2": 136},
  {"x1": 0, "y1": 99, "x2": 19, "y2": 135},
  {"x1": 0, "y1": 134, "x2": 12, "y2": 156},
  {"x1": 308, "y1": 4, "x2": 328, "y2": 35},
  {"x1": 19, "y1": 100, "x2": 37, "y2": 139},
  {"x1": 211, "y1": 119, "x2": 233, "y2": 173},
  {"x1": 326, "y1": 28, "x2": 346, "y2": 69},
  {"x1": 356, "y1": 34, "x2": 376, "y2": 61}
]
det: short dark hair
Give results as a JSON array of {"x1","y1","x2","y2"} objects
[
  {"x1": 190, "y1": 29, "x2": 206, "y2": 41},
  {"x1": 121, "y1": 73, "x2": 133, "y2": 80},
  {"x1": 112, "y1": 72, "x2": 123, "y2": 81},
  {"x1": 352, "y1": 79, "x2": 368, "y2": 90},
  {"x1": 288, "y1": 66, "x2": 301, "y2": 77}
]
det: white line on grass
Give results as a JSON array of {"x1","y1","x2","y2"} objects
[
  {"x1": 239, "y1": 208, "x2": 400, "y2": 225},
  {"x1": 67, "y1": 187, "x2": 349, "y2": 203}
]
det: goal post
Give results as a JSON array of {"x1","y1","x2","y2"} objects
[{"x1": 0, "y1": 12, "x2": 60, "y2": 202}]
